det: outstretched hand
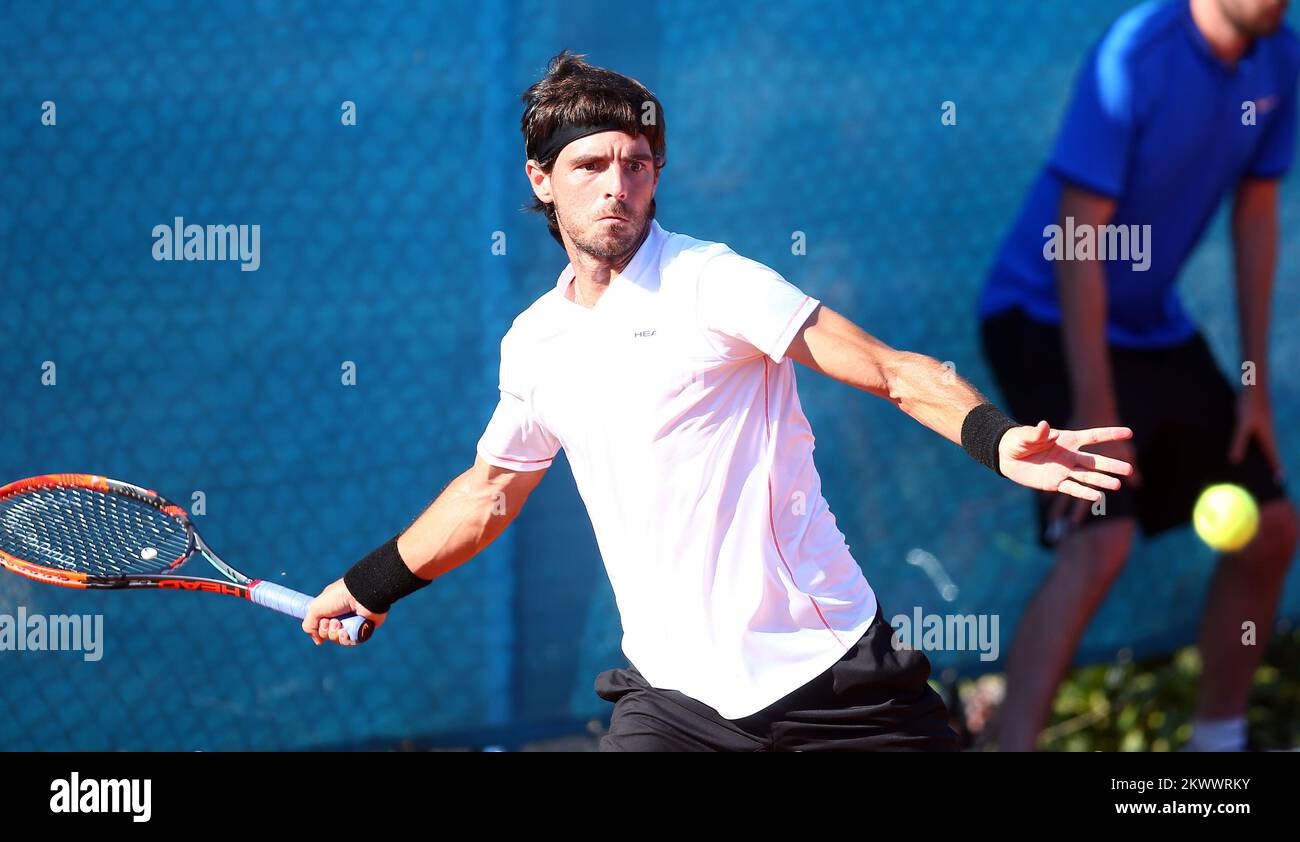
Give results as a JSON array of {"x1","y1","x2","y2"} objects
[{"x1": 998, "y1": 420, "x2": 1135, "y2": 501}]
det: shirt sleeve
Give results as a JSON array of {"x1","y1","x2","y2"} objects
[
  {"x1": 1247, "y1": 84, "x2": 1298, "y2": 179},
  {"x1": 695, "y1": 248, "x2": 820, "y2": 364},
  {"x1": 1046, "y1": 41, "x2": 1139, "y2": 198},
  {"x1": 475, "y1": 332, "x2": 560, "y2": 472}
]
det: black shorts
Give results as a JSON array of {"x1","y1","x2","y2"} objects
[
  {"x1": 594, "y1": 605, "x2": 959, "y2": 752},
  {"x1": 980, "y1": 307, "x2": 1287, "y2": 548}
]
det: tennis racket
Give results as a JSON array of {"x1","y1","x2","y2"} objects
[{"x1": 0, "y1": 473, "x2": 372, "y2": 643}]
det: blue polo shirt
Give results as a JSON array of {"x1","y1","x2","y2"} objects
[{"x1": 979, "y1": 0, "x2": 1299, "y2": 349}]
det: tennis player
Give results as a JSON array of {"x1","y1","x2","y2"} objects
[
  {"x1": 305, "y1": 51, "x2": 1134, "y2": 751},
  {"x1": 979, "y1": 0, "x2": 1299, "y2": 751}
]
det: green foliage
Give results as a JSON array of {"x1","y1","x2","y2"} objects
[{"x1": 1036, "y1": 625, "x2": 1300, "y2": 752}]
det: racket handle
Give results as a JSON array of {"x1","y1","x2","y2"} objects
[{"x1": 248, "y1": 581, "x2": 374, "y2": 644}]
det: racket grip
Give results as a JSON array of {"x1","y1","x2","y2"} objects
[{"x1": 248, "y1": 581, "x2": 374, "y2": 644}]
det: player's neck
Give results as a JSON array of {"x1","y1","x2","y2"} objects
[
  {"x1": 564, "y1": 223, "x2": 651, "y2": 309},
  {"x1": 1190, "y1": 0, "x2": 1254, "y2": 64}
]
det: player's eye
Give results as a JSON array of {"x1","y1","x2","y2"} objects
[{"x1": 628, "y1": 161, "x2": 645, "y2": 172}]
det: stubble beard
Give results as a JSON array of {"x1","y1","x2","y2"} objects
[{"x1": 560, "y1": 204, "x2": 650, "y2": 263}]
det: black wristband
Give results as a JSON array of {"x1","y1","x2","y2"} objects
[
  {"x1": 344, "y1": 536, "x2": 429, "y2": 614},
  {"x1": 961, "y1": 403, "x2": 1019, "y2": 477}
]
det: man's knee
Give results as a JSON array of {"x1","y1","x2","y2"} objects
[{"x1": 1233, "y1": 499, "x2": 1300, "y2": 576}]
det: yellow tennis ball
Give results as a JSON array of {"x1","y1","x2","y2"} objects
[{"x1": 1193, "y1": 484, "x2": 1259, "y2": 552}]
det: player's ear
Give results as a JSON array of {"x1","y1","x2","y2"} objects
[{"x1": 525, "y1": 159, "x2": 553, "y2": 203}]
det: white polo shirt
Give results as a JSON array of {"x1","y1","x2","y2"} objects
[{"x1": 477, "y1": 220, "x2": 878, "y2": 719}]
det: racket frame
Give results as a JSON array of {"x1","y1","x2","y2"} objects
[{"x1": 0, "y1": 473, "x2": 372, "y2": 642}]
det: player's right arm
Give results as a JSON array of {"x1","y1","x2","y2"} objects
[
  {"x1": 303, "y1": 457, "x2": 547, "y2": 645},
  {"x1": 305, "y1": 458, "x2": 546, "y2": 645},
  {"x1": 308, "y1": 319, "x2": 560, "y2": 645},
  {"x1": 398, "y1": 456, "x2": 547, "y2": 580}
]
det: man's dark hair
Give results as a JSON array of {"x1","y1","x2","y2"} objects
[{"x1": 520, "y1": 50, "x2": 667, "y2": 246}]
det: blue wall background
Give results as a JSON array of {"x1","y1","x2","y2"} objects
[{"x1": 2, "y1": 0, "x2": 1297, "y2": 750}]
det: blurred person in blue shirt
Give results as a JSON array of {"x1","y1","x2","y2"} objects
[{"x1": 979, "y1": 0, "x2": 1299, "y2": 751}]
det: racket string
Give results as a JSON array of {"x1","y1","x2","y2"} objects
[{"x1": 0, "y1": 484, "x2": 190, "y2": 577}]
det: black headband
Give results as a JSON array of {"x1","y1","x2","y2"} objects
[{"x1": 533, "y1": 121, "x2": 633, "y2": 164}]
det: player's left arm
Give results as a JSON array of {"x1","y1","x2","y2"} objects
[
  {"x1": 1230, "y1": 176, "x2": 1285, "y2": 478},
  {"x1": 785, "y1": 304, "x2": 1134, "y2": 500}
]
